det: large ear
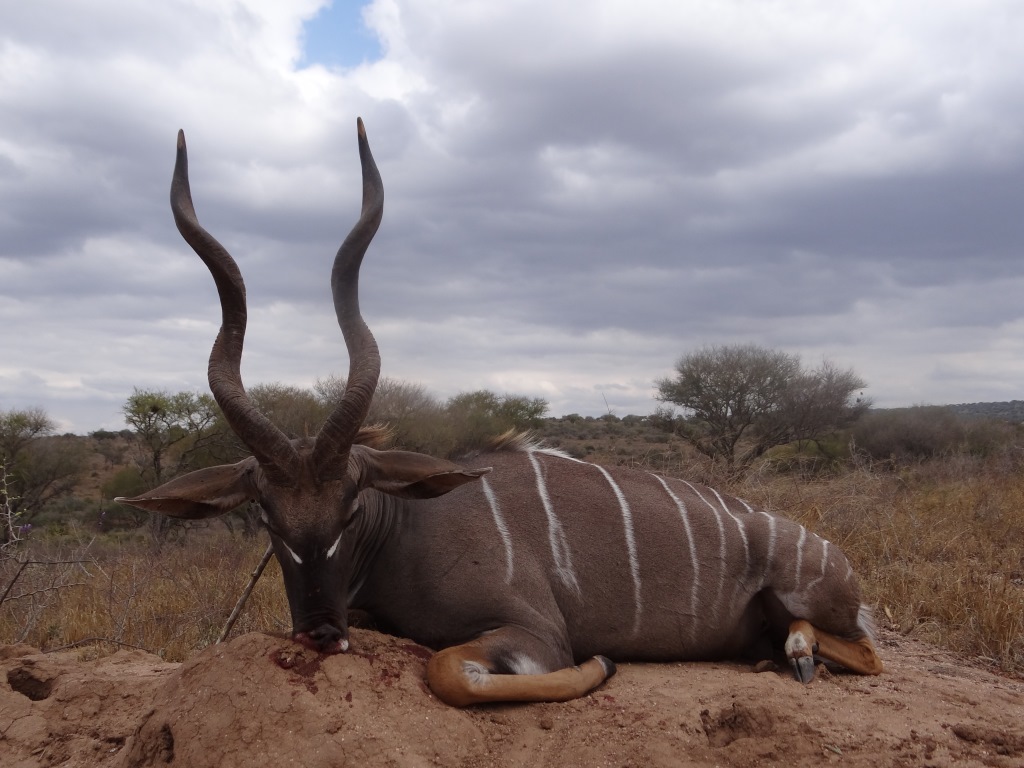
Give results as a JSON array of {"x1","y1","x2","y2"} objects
[
  {"x1": 358, "y1": 447, "x2": 490, "y2": 500},
  {"x1": 115, "y1": 458, "x2": 260, "y2": 519}
]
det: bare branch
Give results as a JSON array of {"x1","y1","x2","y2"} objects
[{"x1": 218, "y1": 544, "x2": 275, "y2": 644}]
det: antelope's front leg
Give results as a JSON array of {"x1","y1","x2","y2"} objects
[
  {"x1": 786, "y1": 619, "x2": 884, "y2": 683},
  {"x1": 425, "y1": 627, "x2": 616, "y2": 707}
]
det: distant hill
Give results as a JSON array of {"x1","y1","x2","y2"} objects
[{"x1": 946, "y1": 400, "x2": 1024, "y2": 423}]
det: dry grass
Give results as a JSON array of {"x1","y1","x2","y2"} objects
[
  {"x1": 734, "y1": 453, "x2": 1024, "y2": 675},
  {"x1": 0, "y1": 531, "x2": 289, "y2": 661},
  {"x1": 2, "y1": 452, "x2": 1022, "y2": 676}
]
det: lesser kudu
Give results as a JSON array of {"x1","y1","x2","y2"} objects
[{"x1": 118, "y1": 120, "x2": 883, "y2": 706}]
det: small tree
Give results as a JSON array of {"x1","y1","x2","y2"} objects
[
  {"x1": 248, "y1": 383, "x2": 327, "y2": 439},
  {"x1": 655, "y1": 344, "x2": 868, "y2": 470},
  {"x1": 122, "y1": 389, "x2": 222, "y2": 541},
  {"x1": 364, "y1": 378, "x2": 447, "y2": 454},
  {"x1": 123, "y1": 389, "x2": 222, "y2": 485},
  {"x1": 762, "y1": 359, "x2": 871, "y2": 451},
  {"x1": 0, "y1": 408, "x2": 52, "y2": 460},
  {"x1": 445, "y1": 391, "x2": 549, "y2": 456},
  {"x1": 0, "y1": 408, "x2": 88, "y2": 532},
  {"x1": 316, "y1": 375, "x2": 446, "y2": 453}
]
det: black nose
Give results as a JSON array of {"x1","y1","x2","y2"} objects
[{"x1": 308, "y1": 623, "x2": 343, "y2": 649}]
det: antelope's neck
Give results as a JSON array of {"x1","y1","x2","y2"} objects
[{"x1": 346, "y1": 490, "x2": 402, "y2": 606}]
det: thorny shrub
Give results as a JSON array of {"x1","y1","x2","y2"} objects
[{"x1": 1, "y1": 462, "x2": 97, "y2": 645}]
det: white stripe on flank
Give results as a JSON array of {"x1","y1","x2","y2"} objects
[
  {"x1": 710, "y1": 488, "x2": 751, "y2": 570},
  {"x1": 794, "y1": 526, "x2": 807, "y2": 591},
  {"x1": 527, "y1": 449, "x2": 581, "y2": 596},
  {"x1": 737, "y1": 497, "x2": 775, "y2": 592},
  {"x1": 535, "y1": 449, "x2": 643, "y2": 633},
  {"x1": 592, "y1": 464, "x2": 643, "y2": 636},
  {"x1": 481, "y1": 476, "x2": 515, "y2": 584},
  {"x1": 803, "y1": 537, "x2": 831, "y2": 593},
  {"x1": 652, "y1": 474, "x2": 700, "y2": 645},
  {"x1": 757, "y1": 512, "x2": 776, "y2": 591},
  {"x1": 733, "y1": 499, "x2": 770, "y2": 573},
  {"x1": 679, "y1": 479, "x2": 727, "y2": 627},
  {"x1": 709, "y1": 487, "x2": 755, "y2": 612}
]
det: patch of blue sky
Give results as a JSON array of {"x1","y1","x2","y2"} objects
[{"x1": 301, "y1": 1, "x2": 382, "y2": 69}]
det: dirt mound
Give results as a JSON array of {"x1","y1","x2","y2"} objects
[{"x1": 2, "y1": 628, "x2": 1022, "y2": 767}]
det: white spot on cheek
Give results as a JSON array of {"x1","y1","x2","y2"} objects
[
  {"x1": 261, "y1": 511, "x2": 303, "y2": 564},
  {"x1": 326, "y1": 530, "x2": 344, "y2": 560},
  {"x1": 283, "y1": 541, "x2": 303, "y2": 565}
]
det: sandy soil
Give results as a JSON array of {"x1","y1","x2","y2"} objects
[{"x1": 2, "y1": 627, "x2": 1023, "y2": 768}]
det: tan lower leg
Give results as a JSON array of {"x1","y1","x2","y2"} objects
[{"x1": 426, "y1": 643, "x2": 614, "y2": 707}]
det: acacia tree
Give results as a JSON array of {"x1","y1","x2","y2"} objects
[
  {"x1": 123, "y1": 389, "x2": 222, "y2": 485},
  {"x1": 122, "y1": 389, "x2": 222, "y2": 541},
  {"x1": 655, "y1": 344, "x2": 868, "y2": 470}
]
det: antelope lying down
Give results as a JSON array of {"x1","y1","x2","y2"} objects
[{"x1": 118, "y1": 120, "x2": 883, "y2": 706}]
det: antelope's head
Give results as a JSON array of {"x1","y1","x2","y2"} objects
[{"x1": 117, "y1": 120, "x2": 487, "y2": 652}]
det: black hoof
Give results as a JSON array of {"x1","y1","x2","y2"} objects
[{"x1": 595, "y1": 655, "x2": 617, "y2": 679}]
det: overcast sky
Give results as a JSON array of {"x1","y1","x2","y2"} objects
[{"x1": 2, "y1": 0, "x2": 1023, "y2": 434}]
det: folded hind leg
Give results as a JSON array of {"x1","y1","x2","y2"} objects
[
  {"x1": 786, "y1": 619, "x2": 884, "y2": 683},
  {"x1": 426, "y1": 626, "x2": 616, "y2": 707}
]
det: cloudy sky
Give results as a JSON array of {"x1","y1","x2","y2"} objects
[{"x1": 2, "y1": 0, "x2": 1023, "y2": 433}]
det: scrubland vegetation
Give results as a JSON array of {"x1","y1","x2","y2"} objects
[{"x1": 2, "y1": 393, "x2": 1022, "y2": 678}]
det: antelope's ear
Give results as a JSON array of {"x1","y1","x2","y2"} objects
[
  {"x1": 358, "y1": 448, "x2": 490, "y2": 499},
  {"x1": 115, "y1": 458, "x2": 260, "y2": 519}
]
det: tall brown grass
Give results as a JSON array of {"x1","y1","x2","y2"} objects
[
  {"x1": 735, "y1": 452, "x2": 1024, "y2": 675},
  {"x1": 1, "y1": 531, "x2": 289, "y2": 661},
  {"x1": 2, "y1": 452, "x2": 1022, "y2": 676}
]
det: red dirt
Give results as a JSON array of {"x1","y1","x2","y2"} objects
[{"x1": 2, "y1": 628, "x2": 1023, "y2": 767}]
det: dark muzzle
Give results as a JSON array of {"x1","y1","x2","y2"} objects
[{"x1": 293, "y1": 623, "x2": 349, "y2": 654}]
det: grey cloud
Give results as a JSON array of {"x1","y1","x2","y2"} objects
[{"x1": 3, "y1": 1, "x2": 1024, "y2": 432}]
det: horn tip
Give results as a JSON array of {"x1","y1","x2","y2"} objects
[
  {"x1": 357, "y1": 117, "x2": 366, "y2": 137},
  {"x1": 177, "y1": 129, "x2": 186, "y2": 150}
]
